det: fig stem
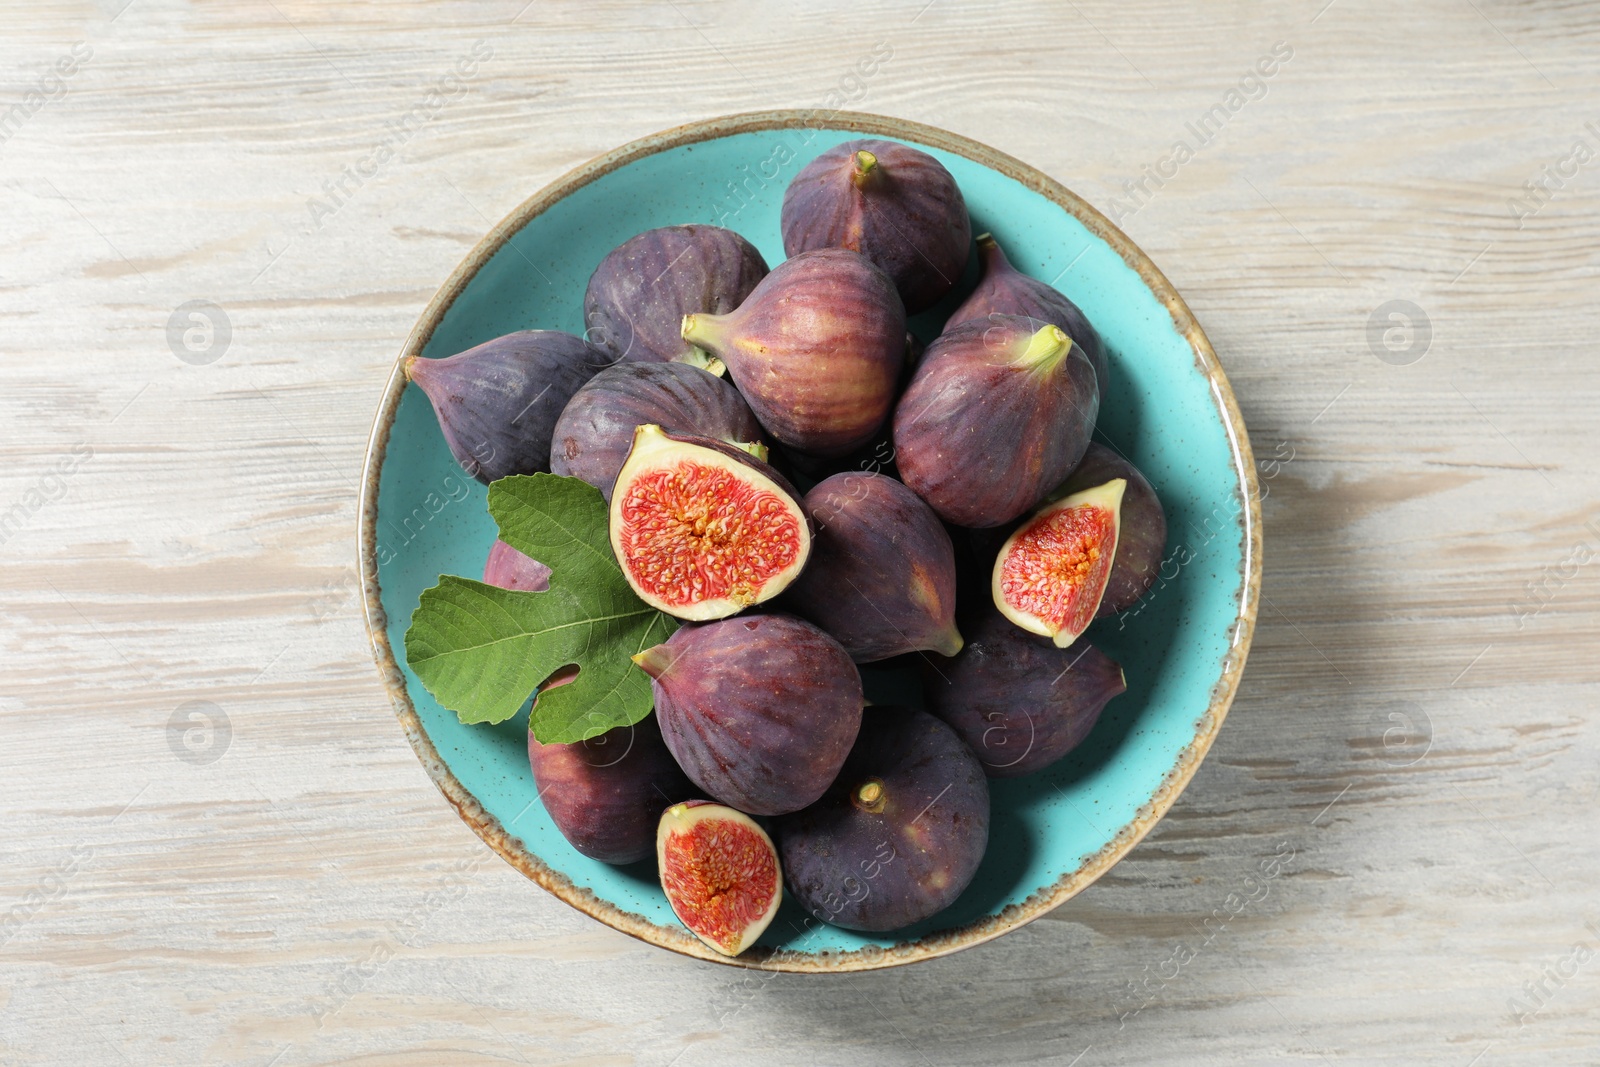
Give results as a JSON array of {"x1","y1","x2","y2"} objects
[
  {"x1": 678, "y1": 316, "x2": 730, "y2": 378},
  {"x1": 1016, "y1": 324, "x2": 1074, "y2": 375},
  {"x1": 851, "y1": 150, "x2": 879, "y2": 188},
  {"x1": 632, "y1": 644, "x2": 676, "y2": 679},
  {"x1": 854, "y1": 778, "x2": 887, "y2": 813},
  {"x1": 931, "y1": 622, "x2": 965, "y2": 658},
  {"x1": 401, "y1": 355, "x2": 418, "y2": 380}
]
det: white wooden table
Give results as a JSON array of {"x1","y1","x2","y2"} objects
[{"x1": 3, "y1": 1, "x2": 1597, "y2": 1063}]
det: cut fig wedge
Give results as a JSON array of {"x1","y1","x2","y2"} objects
[
  {"x1": 657, "y1": 800, "x2": 782, "y2": 957},
  {"x1": 992, "y1": 478, "x2": 1126, "y2": 646},
  {"x1": 610, "y1": 424, "x2": 810, "y2": 621}
]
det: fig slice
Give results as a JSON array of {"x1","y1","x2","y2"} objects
[
  {"x1": 657, "y1": 800, "x2": 783, "y2": 957},
  {"x1": 610, "y1": 424, "x2": 811, "y2": 621},
  {"x1": 992, "y1": 478, "x2": 1126, "y2": 646}
]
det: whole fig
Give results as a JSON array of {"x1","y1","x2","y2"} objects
[
  {"x1": 893, "y1": 315, "x2": 1099, "y2": 528},
  {"x1": 584, "y1": 225, "x2": 768, "y2": 365},
  {"x1": 945, "y1": 233, "x2": 1108, "y2": 403},
  {"x1": 482, "y1": 538, "x2": 551, "y2": 592},
  {"x1": 528, "y1": 715, "x2": 694, "y2": 864},
  {"x1": 777, "y1": 707, "x2": 989, "y2": 932},
  {"x1": 922, "y1": 608, "x2": 1125, "y2": 778},
  {"x1": 610, "y1": 424, "x2": 810, "y2": 621},
  {"x1": 782, "y1": 139, "x2": 971, "y2": 313},
  {"x1": 550, "y1": 362, "x2": 764, "y2": 502},
  {"x1": 1054, "y1": 443, "x2": 1166, "y2": 616},
  {"x1": 406, "y1": 331, "x2": 610, "y2": 483},
  {"x1": 634, "y1": 614, "x2": 863, "y2": 817},
  {"x1": 782, "y1": 472, "x2": 963, "y2": 662},
  {"x1": 680, "y1": 249, "x2": 906, "y2": 458}
]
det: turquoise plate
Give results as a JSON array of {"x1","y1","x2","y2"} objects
[{"x1": 358, "y1": 112, "x2": 1261, "y2": 971}]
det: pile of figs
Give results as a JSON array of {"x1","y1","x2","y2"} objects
[{"x1": 408, "y1": 139, "x2": 1168, "y2": 957}]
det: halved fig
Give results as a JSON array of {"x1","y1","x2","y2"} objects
[
  {"x1": 993, "y1": 478, "x2": 1125, "y2": 646},
  {"x1": 776, "y1": 707, "x2": 989, "y2": 932},
  {"x1": 893, "y1": 315, "x2": 1099, "y2": 528},
  {"x1": 680, "y1": 249, "x2": 906, "y2": 458},
  {"x1": 1054, "y1": 443, "x2": 1167, "y2": 616},
  {"x1": 922, "y1": 607, "x2": 1125, "y2": 778},
  {"x1": 610, "y1": 424, "x2": 810, "y2": 621},
  {"x1": 550, "y1": 361, "x2": 764, "y2": 502},
  {"x1": 945, "y1": 234, "x2": 1108, "y2": 403},
  {"x1": 635, "y1": 614, "x2": 863, "y2": 816},
  {"x1": 657, "y1": 800, "x2": 782, "y2": 957},
  {"x1": 530, "y1": 716, "x2": 694, "y2": 864},
  {"x1": 405, "y1": 330, "x2": 610, "y2": 483},
  {"x1": 782, "y1": 472, "x2": 963, "y2": 663},
  {"x1": 781, "y1": 140, "x2": 971, "y2": 313},
  {"x1": 584, "y1": 225, "x2": 769, "y2": 365}
]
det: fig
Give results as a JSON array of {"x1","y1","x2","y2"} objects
[
  {"x1": 610, "y1": 424, "x2": 810, "y2": 621},
  {"x1": 583, "y1": 225, "x2": 768, "y2": 365},
  {"x1": 550, "y1": 361, "x2": 764, "y2": 502},
  {"x1": 993, "y1": 478, "x2": 1126, "y2": 647},
  {"x1": 777, "y1": 707, "x2": 988, "y2": 932},
  {"x1": 1055, "y1": 444, "x2": 1166, "y2": 616},
  {"x1": 634, "y1": 614, "x2": 863, "y2": 816},
  {"x1": 945, "y1": 234, "x2": 1108, "y2": 402},
  {"x1": 657, "y1": 800, "x2": 782, "y2": 957},
  {"x1": 782, "y1": 472, "x2": 963, "y2": 663},
  {"x1": 680, "y1": 249, "x2": 906, "y2": 458},
  {"x1": 893, "y1": 315, "x2": 1099, "y2": 528},
  {"x1": 528, "y1": 715, "x2": 694, "y2": 864},
  {"x1": 482, "y1": 538, "x2": 551, "y2": 592},
  {"x1": 405, "y1": 331, "x2": 610, "y2": 484},
  {"x1": 922, "y1": 608, "x2": 1125, "y2": 778},
  {"x1": 781, "y1": 140, "x2": 971, "y2": 313}
]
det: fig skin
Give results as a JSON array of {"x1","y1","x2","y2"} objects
[
  {"x1": 781, "y1": 139, "x2": 971, "y2": 314},
  {"x1": 1054, "y1": 444, "x2": 1167, "y2": 616},
  {"x1": 893, "y1": 315, "x2": 1100, "y2": 528},
  {"x1": 777, "y1": 706, "x2": 989, "y2": 932},
  {"x1": 610, "y1": 424, "x2": 811, "y2": 621},
  {"x1": 528, "y1": 715, "x2": 695, "y2": 865},
  {"x1": 945, "y1": 234, "x2": 1109, "y2": 403},
  {"x1": 922, "y1": 608, "x2": 1126, "y2": 778},
  {"x1": 681, "y1": 249, "x2": 906, "y2": 459},
  {"x1": 635, "y1": 614, "x2": 863, "y2": 817},
  {"x1": 405, "y1": 331, "x2": 611, "y2": 484},
  {"x1": 482, "y1": 539, "x2": 551, "y2": 591},
  {"x1": 782, "y1": 472, "x2": 964, "y2": 663},
  {"x1": 550, "y1": 362, "x2": 764, "y2": 502},
  {"x1": 583, "y1": 225, "x2": 768, "y2": 365}
]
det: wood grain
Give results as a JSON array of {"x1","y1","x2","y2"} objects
[{"x1": 2, "y1": 0, "x2": 1598, "y2": 1063}]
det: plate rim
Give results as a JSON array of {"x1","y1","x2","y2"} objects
[{"x1": 357, "y1": 109, "x2": 1263, "y2": 972}]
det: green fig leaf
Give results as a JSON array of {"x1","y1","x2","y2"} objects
[{"x1": 403, "y1": 474, "x2": 678, "y2": 744}]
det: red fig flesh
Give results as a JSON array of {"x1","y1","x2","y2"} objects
[
  {"x1": 657, "y1": 800, "x2": 782, "y2": 957},
  {"x1": 529, "y1": 716, "x2": 694, "y2": 864},
  {"x1": 635, "y1": 614, "x2": 863, "y2": 816},
  {"x1": 993, "y1": 479, "x2": 1125, "y2": 646},
  {"x1": 945, "y1": 234, "x2": 1108, "y2": 402},
  {"x1": 610, "y1": 424, "x2": 810, "y2": 621},
  {"x1": 1054, "y1": 444, "x2": 1166, "y2": 616},
  {"x1": 893, "y1": 315, "x2": 1100, "y2": 528},
  {"x1": 782, "y1": 472, "x2": 963, "y2": 662},
  {"x1": 782, "y1": 139, "x2": 971, "y2": 313},
  {"x1": 680, "y1": 249, "x2": 906, "y2": 458}
]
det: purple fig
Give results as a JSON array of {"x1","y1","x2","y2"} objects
[
  {"x1": 482, "y1": 538, "x2": 551, "y2": 592},
  {"x1": 922, "y1": 608, "x2": 1125, "y2": 778},
  {"x1": 945, "y1": 234, "x2": 1108, "y2": 402},
  {"x1": 782, "y1": 472, "x2": 963, "y2": 663},
  {"x1": 634, "y1": 614, "x2": 863, "y2": 817},
  {"x1": 583, "y1": 225, "x2": 768, "y2": 365},
  {"x1": 777, "y1": 706, "x2": 989, "y2": 931},
  {"x1": 528, "y1": 715, "x2": 695, "y2": 864},
  {"x1": 782, "y1": 139, "x2": 971, "y2": 313},
  {"x1": 1054, "y1": 443, "x2": 1167, "y2": 616},
  {"x1": 680, "y1": 249, "x2": 906, "y2": 458},
  {"x1": 405, "y1": 331, "x2": 610, "y2": 484},
  {"x1": 550, "y1": 361, "x2": 765, "y2": 502},
  {"x1": 893, "y1": 315, "x2": 1099, "y2": 528},
  {"x1": 610, "y1": 424, "x2": 810, "y2": 621}
]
